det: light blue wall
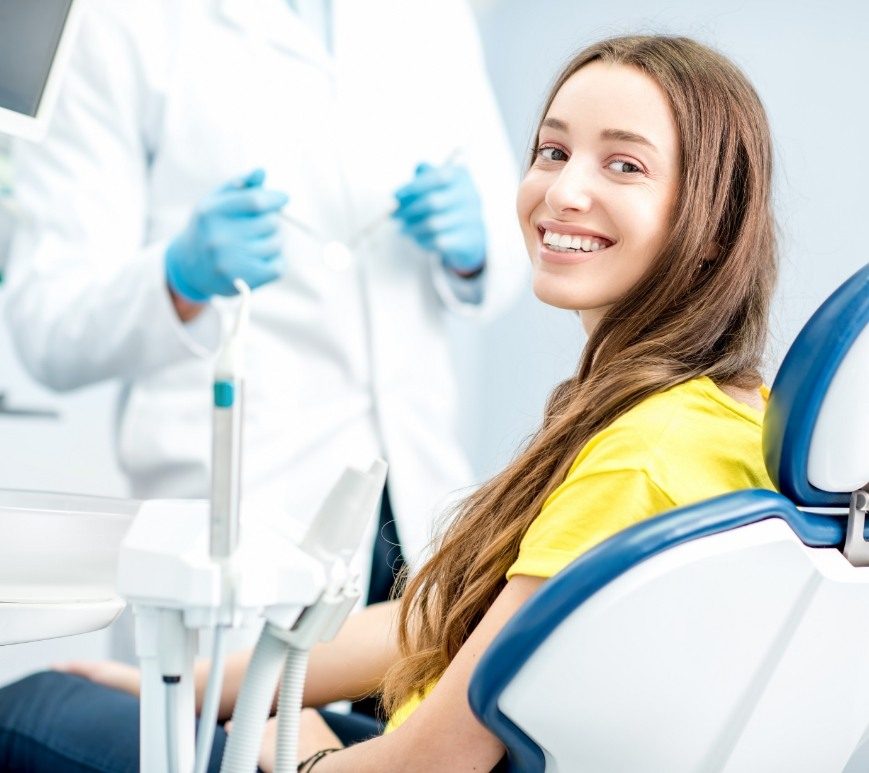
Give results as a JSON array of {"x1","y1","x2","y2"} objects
[{"x1": 459, "y1": 0, "x2": 869, "y2": 479}]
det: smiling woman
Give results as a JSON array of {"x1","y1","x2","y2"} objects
[
  {"x1": 0, "y1": 35, "x2": 780, "y2": 773},
  {"x1": 378, "y1": 34, "x2": 777, "y2": 767}
]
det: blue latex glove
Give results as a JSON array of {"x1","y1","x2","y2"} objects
[
  {"x1": 393, "y1": 163, "x2": 486, "y2": 275},
  {"x1": 165, "y1": 169, "x2": 289, "y2": 302}
]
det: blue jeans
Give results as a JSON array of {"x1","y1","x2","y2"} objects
[
  {"x1": 0, "y1": 671, "x2": 381, "y2": 771},
  {"x1": 0, "y1": 670, "x2": 225, "y2": 772}
]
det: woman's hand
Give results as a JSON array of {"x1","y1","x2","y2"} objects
[
  {"x1": 227, "y1": 708, "x2": 343, "y2": 773},
  {"x1": 55, "y1": 657, "x2": 240, "y2": 719},
  {"x1": 54, "y1": 660, "x2": 141, "y2": 696}
]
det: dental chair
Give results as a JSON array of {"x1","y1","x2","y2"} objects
[{"x1": 469, "y1": 263, "x2": 869, "y2": 773}]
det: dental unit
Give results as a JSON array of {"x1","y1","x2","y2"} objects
[{"x1": 0, "y1": 278, "x2": 387, "y2": 773}]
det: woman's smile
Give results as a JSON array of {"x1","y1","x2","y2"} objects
[{"x1": 536, "y1": 222, "x2": 615, "y2": 264}]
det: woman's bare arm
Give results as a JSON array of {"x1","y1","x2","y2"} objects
[
  {"x1": 60, "y1": 599, "x2": 401, "y2": 722},
  {"x1": 301, "y1": 575, "x2": 545, "y2": 772},
  {"x1": 197, "y1": 599, "x2": 401, "y2": 719}
]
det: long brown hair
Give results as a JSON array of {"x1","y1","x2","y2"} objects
[{"x1": 382, "y1": 35, "x2": 777, "y2": 714}]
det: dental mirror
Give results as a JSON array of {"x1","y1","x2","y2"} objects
[{"x1": 278, "y1": 210, "x2": 356, "y2": 272}]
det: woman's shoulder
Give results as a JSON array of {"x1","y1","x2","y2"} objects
[
  {"x1": 573, "y1": 377, "x2": 766, "y2": 477},
  {"x1": 614, "y1": 376, "x2": 762, "y2": 436}
]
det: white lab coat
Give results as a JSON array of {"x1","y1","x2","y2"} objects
[{"x1": 4, "y1": 0, "x2": 525, "y2": 585}]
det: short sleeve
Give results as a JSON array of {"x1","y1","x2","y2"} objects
[{"x1": 507, "y1": 468, "x2": 676, "y2": 581}]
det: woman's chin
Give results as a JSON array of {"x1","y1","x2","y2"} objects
[
  {"x1": 531, "y1": 270, "x2": 622, "y2": 319},
  {"x1": 532, "y1": 275, "x2": 589, "y2": 312}
]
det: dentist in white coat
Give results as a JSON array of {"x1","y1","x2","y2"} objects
[{"x1": 4, "y1": 0, "x2": 525, "y2": 599}]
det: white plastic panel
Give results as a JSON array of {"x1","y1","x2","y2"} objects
[
  {"x1": 499, "y1": 519, "x2": 869, "y2": 773},
  {"x1": 0, "y1": 599, "x2": 124, "y2": 646},
  {"x1": 0, "y1": 489, "x2": 136, "y2": 603},
  {"x1": 808, "y1": 323, "x2": 869, "y2": 493}
]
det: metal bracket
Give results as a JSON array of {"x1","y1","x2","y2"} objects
[{"x1": 843, "y1": 488, "x2": 869, "y2": 566}]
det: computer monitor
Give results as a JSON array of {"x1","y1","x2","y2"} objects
[{"x1": 0, "y1": 0, "x2": 83, "y2": 142}]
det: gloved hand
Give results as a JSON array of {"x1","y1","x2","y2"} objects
[
  {"x1": 392, "y1": 163, "x2": 487, "y2": 276},
  {"x1": 165, "y1": 169, "x2": 289, "y2": 302}
]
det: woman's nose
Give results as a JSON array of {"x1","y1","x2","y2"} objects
[{"x1": 544, "y1": 162, "x2": 594, "y2": 215}]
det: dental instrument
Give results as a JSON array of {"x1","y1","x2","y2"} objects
[
  {"x1": 112, "y1": 271, "x2": 387, "y2": 771},
  {"x1": 192, "y1": 277, "x2": 250, "y2": 773},
  {"x1": 220, "y1": 458, "x2": 387, "y2": 773},
  {"x1": 277, "y1": 211, "x2": 353, "y2": 271},
  {"x1": 278, "y1": 146, "x2": 463, "y2": 271},
  {"x1": 210, "y1": 278, "x2": 249, "y2": 562}
]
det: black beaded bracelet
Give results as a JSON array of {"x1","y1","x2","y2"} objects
[{"x1": 297, "y1": 747, "x2": 341, "y2": 773}]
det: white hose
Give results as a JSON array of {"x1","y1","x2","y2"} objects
[
  {"x1": 274, "y1": 647, "x2": 310, "y2": 773},
  {"x1": 220, "y1": 626, "x2": 288, "y2": 773},
  {"x1": 193, "y1": 626, "x2": 228, "y2": 773},
  {"x1": 165, "y1": 679, "x2": 180, "y2": 773}
]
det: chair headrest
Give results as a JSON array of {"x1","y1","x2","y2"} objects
[{"x1": 763, "y1": 264, "x2": 869, "y2": 507}]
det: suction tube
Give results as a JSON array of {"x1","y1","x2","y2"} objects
[
  {"x1": 275, "y1": 647, "x2": 310, "y2": 773},
  {"x1": 219, "y1": 626, "x2": 288, "y2": 773}
]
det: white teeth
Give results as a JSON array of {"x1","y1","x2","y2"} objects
[{"x1": 542, "y1": 229, "x2": 611, "y2": 253}]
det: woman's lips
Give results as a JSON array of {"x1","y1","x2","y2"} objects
[{"x1": 536, "y1": 228, "x2": 613, "y2": 265}]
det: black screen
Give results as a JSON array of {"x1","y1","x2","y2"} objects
[{"x1": 0, "y1": 0, "x2": 73, "y2": 117}]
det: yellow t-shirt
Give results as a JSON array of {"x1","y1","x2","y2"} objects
[
  {"x1": 507, "y1": 376, "x2": 774, "y2": 579},
  {"x1": 386, "y1": 377, "x2": 775, "y2": 731}
]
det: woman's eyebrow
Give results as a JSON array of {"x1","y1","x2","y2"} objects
[
  {"x1": 541, "y1": 119, "x2": 658, "y2": 155},
  {"x1": 541, "y1": 117, "x2": 569, "y2": 131},
  {"x1": 600, "y1": 128, "x2": 658, "y2": 153}
]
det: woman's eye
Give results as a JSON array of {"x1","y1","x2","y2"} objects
[
  {"x1": 607, "y1": 159, "x2": 643, "y2": 174},
  {"x1": 537, "y1": 146, "x2": 568, "y2": 162}
]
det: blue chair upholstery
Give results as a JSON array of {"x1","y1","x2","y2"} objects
[
  {"x1": 470, "y1": 264, "x2": 869, "y2": 773},
  {"x1": 764, "y1": 264, "x2": 869, "y2": 507}
]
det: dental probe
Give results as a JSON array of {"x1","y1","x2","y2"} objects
[
  {"x1": 345, "y1": 146, "x2": 463, "y2": 249},
  {"x1": 275, "y1": 146, "x2": 464, "y2": 264},
  {"x1": 276, "y1": 211, "x2": 353, "y2": 270},
  {"x1": 276, "y1": 209, "x2": 328, "y2": 242}
]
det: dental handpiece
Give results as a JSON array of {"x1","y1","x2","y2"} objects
[
  {"x1": 209, "y1": 280, "x2": 250, "y2": 560},
  {"x1": 209, "y1": 372, "x2": 242, "y2": 559}
]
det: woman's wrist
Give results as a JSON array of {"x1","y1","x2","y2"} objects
[{"x1": 297, "y1": 747, "x2": 341, "y2": 772}]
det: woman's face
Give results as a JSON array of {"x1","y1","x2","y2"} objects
[{"x1": 517, "y1": 61, "x2": 680, "y2": 333}]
